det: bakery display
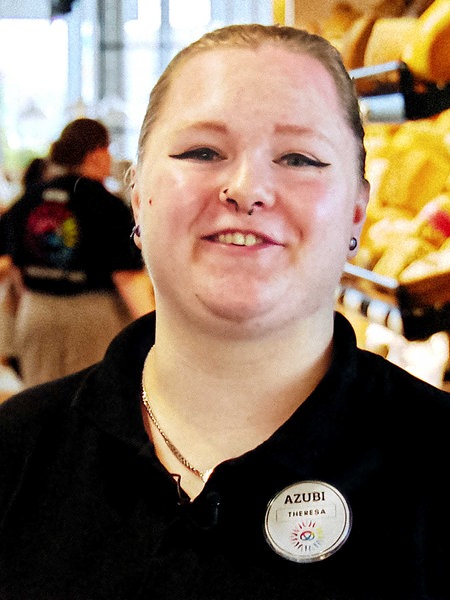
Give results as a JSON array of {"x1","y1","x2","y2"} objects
[{"x1": 302, "y1": 0, "x2": 450, "y2": 341}]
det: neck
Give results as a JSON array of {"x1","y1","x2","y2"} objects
[
  {"x1": 141, "y1": 311, "x2": 334, "y2": 499},
  {"x1": 144, "y1": 311, "x2": 333, "y2": 445}
]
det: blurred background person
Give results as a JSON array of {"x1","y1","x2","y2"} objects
[
  {"x1": 0, "y1": 117, "x2": 154, "y2": 387},
  {"x1": 0, "y1": 161, "x2": 24, "y2": 399},
  {"x1": 0, "y1": 155, "x2": 53, "y2": 382}
]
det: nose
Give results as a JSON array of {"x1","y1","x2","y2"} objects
[{"x1": 218, "y1": 156, "x2": 275, "y2": 215}]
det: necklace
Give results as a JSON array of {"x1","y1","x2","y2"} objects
[{"x1": 141, "y1": 378, "x2": 213, "y2": 483}]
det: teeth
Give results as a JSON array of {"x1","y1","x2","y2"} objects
[{"x1": 218, "y1": 232, "x2": 261, "y2": 246}]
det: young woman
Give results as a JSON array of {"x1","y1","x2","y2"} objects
[{"x1": 0, "y1": 24, "x2": 448, "y2": 599}]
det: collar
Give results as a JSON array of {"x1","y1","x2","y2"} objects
[{"x1": 72, "y1": 311, "x2": 360, "y2": 459}]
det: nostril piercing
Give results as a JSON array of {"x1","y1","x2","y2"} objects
[
  {"x1": 227, "y1": 198, "x2": 238, "y2": 211},
  {"x1": 248, "y1": 201, "x2": 262, "y2": 216}
]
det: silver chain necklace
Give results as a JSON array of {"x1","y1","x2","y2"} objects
[{"x1": 141, "y1": 380, "x2": 213, "y2": 483}]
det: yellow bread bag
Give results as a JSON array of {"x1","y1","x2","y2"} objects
[
  {"x1": 412, "y1": 192, "x2": 450, "y2": 247},
  {"x1": 374, "y1": 146, "x2": 449, "y2": 213},
  {"x1": 402, "y1": 0, "x2": 450, "y2": 84},
  {"x1": 399, "y1": 232, "x2": 450, "y2": 281},
  {"x1": 372, "y1": 236, "x2": 434, "y2": 278},
  {"x1": 341, "y1": 15, "x2": 377, "y2": 69},
  {"x1": 363, "y1": 17, "x2": 417, "y2": 65},
  {"x1": 388, "y1": 119, "x2": 448, "y2": 156},
  {"x1": 358, "y1": 213, "x2": 416, "y2": 269},
  {"x1": 400, "y1": 245, "x2": 450, "y2": 281}
]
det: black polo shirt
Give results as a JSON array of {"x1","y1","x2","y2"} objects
[
  {"x1": 2, "y1": 175, "x2": 142, "y2": 295},
  {"x1": 0, "y1": 312, "x2": 449, "y2": 599}
]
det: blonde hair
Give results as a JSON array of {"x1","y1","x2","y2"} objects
[{"x1": 136, "y1": 24, "x2": 366, "y2": 178}]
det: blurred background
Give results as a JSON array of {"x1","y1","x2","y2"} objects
[{"x1": 0, "y1": 0, "x2": 275, "y2": 190}]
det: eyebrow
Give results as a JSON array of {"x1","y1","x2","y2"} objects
[
  {"x1": 177, "y1": 120, "x2": 334, "y2": 146},
  {"x1": 178, "y1": 121, "x2": 228, "y2": 134},
  {"x1": 274, "y1": 123, "x2": 331, "y2": 143}
]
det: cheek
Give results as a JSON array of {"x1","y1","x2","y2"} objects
[
  {"x1": 287, "y1": 176, "x2": 356, "y2": 251},
  {"x1": 145, "y1": 165, "x2": 210, "y2": 215},
  {"x1": 286, "y1": 178, "x2": 337, "y2": 231},
  {"x1": 140, "y1": 173, "x2": 195, "y2": 251}
]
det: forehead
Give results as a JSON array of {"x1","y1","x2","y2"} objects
[{"x1": 159, "y1": 44, "x2": 344, "y2": 122}]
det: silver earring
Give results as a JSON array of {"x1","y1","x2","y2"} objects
[
  {"x1": 349, "y1": 237, "x2": 357, "y2": 251},
  {"x1": 130, "y1": 224, "x2": 141, "y2": 238}
]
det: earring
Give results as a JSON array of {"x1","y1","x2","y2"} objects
[
  {"x1": 130, "y1": 224, "x2": 141, "y2": 238},
  {"x1": 349, "y1": 237, "x2": 357, "y2": 251}
]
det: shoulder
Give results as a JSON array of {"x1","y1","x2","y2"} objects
[
  {"x1": 4, "y1": 177, "x2": 76, "y2": 218},
  {"x1": 0, "y1": 367, "x2": 96, "y2": 460},
  {"x1": 75, "y1": 178, "x2": 132, "y2": 217},
  {"x1": 74, "y1": 177, "x2": 124, "y2": 203},
  {"x1": 0, "y1": 367, "x2": 96, "y2": 514},
  {"x1": 356, "y1": 346, "x2": 450, "y2": 423},
  {"x1": 0, "y1": 367, "x2": 91, "y2": 430}
]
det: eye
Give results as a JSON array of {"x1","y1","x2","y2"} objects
[
  {"x1": 277, "y1": 153, "x2": 330, "y2": 168},
  {"x1": 169, "y1": 147, "x2": 222, "y2": 162}
]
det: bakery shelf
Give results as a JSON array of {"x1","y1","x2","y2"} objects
[
  {"x1": 338, "y1": 262, "x2": 450, "y2": 340},
  {"x1": 350, "y1": 61, "x2": 450, "y2": 122}
]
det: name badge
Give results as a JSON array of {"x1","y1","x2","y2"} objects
[{"x1": 264, "y1": 480, "x2": 351, "y2": 563}]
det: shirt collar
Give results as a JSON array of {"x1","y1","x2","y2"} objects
[{"x1": 72, "y1": 311, "x2": 359, "y2": 458}]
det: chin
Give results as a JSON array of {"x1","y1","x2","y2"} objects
[{"x1": 200, "y1": 296, "x2": 285, "y2": 332}]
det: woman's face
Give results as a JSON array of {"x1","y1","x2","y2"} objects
[{"x1": 133, "y1": 44, "x2": 368, "y2": 335}]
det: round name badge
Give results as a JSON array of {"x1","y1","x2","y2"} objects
[{"x1": 264, "y1": 480, "x2": 351, "y2": 563}]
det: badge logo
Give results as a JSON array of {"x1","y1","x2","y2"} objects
[{"x1": 264, "y1": 480, "x2": 351, "y2": 563}]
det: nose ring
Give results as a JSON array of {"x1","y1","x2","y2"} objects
[
  {"x1": 219, "y1": 188, "x2": 229, "y2": 202},
  {"x1": 219, "y1": 188, "x2": 238, "y2": 212},
  {"x1": 219, "y1": 188, "x2": 261, "y2": 215}
]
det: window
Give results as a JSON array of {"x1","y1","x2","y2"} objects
[
  {"x1": 122, "y1": 0, "x2": 272, "y2": 158},
  {"x1": 0, "y1": 18, "x2": 67, "y2": 175},
  {"x1": 0, "y1": 0, "x2": 273, "y2": 177}
]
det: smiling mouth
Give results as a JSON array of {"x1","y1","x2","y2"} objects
[{"x1": 216, "y1": 232, "x2": 263, "y2": 247}]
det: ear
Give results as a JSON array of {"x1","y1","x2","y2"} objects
[
  {"x1": 129, "y1": 166, "x2": 140, "y2": 219},
  {"x1": 129, "y1": 166, "x2": 142, "y2": 249},
  {"x1": 349, "y1": 178, "x2": 370, "y2": 257}
]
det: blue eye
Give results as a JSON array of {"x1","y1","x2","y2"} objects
[
  {"x1": 170, "y1": 147, "x2": 221, "y2": 161},
  {"x1": 278, "y1": 154, "x2": 330, "y2": 168}
]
